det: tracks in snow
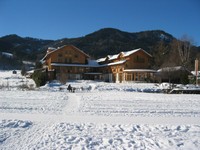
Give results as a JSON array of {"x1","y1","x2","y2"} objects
[{"x1": 1, "y1": 92, "x2": 200, "y2": 124}]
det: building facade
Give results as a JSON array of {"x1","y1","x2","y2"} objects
[
  {"x1": 42, "y1": 45, "x2": 156, "y2": 83},
  {"x1": 97, "y1": 48, "x2": 156, "y2": 83}
]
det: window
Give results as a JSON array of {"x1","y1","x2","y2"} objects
[
  {"x1": 79, "y1": 68, "x2": 84, "y2": 72},
  {"x1": 69, "y1": 58, "x2": 72, "y2": 63},
  {"x1": 64, "y1": 57, "x2": 72, "y2": 63},
  {"x1": 74, "y1": 54, "x2": 79, "y2": 58},
  {"x1": 58, "y1": 53, "x2": 63, "y2": 57},
  {"x1": 134, "y1": 55, "x2": 145, "y2": 63},
  {"x1": 65, "y1": 58, "x2": 68, "y2": 63}
]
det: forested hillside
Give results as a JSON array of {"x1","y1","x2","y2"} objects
[{"x1": 0, "y1": 28, "x2": 199, "y2": 70}]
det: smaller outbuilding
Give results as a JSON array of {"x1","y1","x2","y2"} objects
[{"x1": 155, "y1": 66, "x2": 192, "y2": 84}]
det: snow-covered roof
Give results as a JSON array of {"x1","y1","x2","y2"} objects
[
  {"x1": 48, "y1": 47, "x2": 56, "y2": 50},
  {"x1": 26, "y1": 70, "x2": 34, "y2": 74},
  {"x1": 101, "y1": 60, "x2": 126, "y2": 67},
  {"x1": 41, "y1": 45, "x2": 66, "y2": 61},
  {"x1": 124, "y1": 69, "x2": 157, "y2": 72},
  {"x1": 51, "y1": 60, "x2": 126, "y2": 68},
  {"x1": 157, "y1": 66, "x2": 191, "y2": 75},
  {"x1": 96, "y1": 57, "x2": 106, "y2": 62},
  {"x1": 157, "y1": 66, "x2": 183, "y2": 72},
  {"x1": 51, "y1": 63, "x2": 97, "y2": 67},
  {"x1": 41, "y1": 45, "x2": 90, "y2": 61},
  {"x1": 123, "y1": 48, "x2": 141, "y2": 57},
  {"x1": 107, "y1": 54, "x2": 119, "y2": 60},
  {"x1": 97, "y1": 48, "x2": 152, "y2": 62},
  {"x1": 191, "y1": 71, "x2": 200, "y2": 76},
  {"x1": 123, "y1": 48, "x2": 152, "y2": 57},
  {"x1": 22, "y1": 61, "x2": 35, "y2": 65}
]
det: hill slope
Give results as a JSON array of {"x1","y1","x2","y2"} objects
[
  {"x1": 51, "y1": 28, "x2": 174, "y2": 58},
  {"x1": 0, "y1": 28, "x2": 199, "y2": 70}
]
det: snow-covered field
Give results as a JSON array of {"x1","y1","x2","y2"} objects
[{"x1": 1, "y1": 71, "x2": 200, "y2": 149}]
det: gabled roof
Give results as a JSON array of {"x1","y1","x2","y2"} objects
[
  {"x1": 157, "y1": 66, "x2": 191, "y2": 74},
  {"x1": 106, "y1": 54, "x2": 118, "y2": 60},
  {"x1": 96, "y1": 57, "x2": 106, "y2": 62},
  {"x1": 157, "y1": 66, "x2": 183, "y2": 72},
  {"x1": 101, "y1": 60, "x2": 126, "y2": 67},
  {"x1": 41, "y1": 45, "x2": 90, "y2": 61},
  {"x1": 97, "y1": 48, "x2": 152, "y2": 62},
  {"x1": 123, "y1": 48, "x2": 152, "y2": 57}
]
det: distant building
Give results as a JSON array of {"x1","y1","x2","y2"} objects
[
  {"x1": 155, "y1": 66, "x2": 192, "y2": 84},
  {"x1": 41, "y1": 45, "x2": 156, "y2": 83}
]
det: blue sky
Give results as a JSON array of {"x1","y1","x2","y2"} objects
[{"x1": 0, "y1": 0, "x2": 200, "y2": 46}]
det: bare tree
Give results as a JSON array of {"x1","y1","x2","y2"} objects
[
  {"x1": 152, "y1": 41, "x2": 169, "y2": 69},
  {"x1": 158, "y1": 37, "x2": 192, "y2": 85},
  {"x1": 178, "y1": 35, "x2": 192, "y2": 67}
]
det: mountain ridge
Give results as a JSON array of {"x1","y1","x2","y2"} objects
[{"x1": 0, "y1": 28, "x2": 199, "y2": 70}]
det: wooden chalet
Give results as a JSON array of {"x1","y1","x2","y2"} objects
[
  {"x1": 41, "y1": 45, "x2": 90, "y2": 81},
  {"x1": 41, "y1": 45, "x2": 156, "y2": 83},
  {"x1": 97, "y1": 48, "x2": 156, "y2": 83}
]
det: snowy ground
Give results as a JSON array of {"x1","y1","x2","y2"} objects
[{"x1": 1, "y1": 71, "x2": 200, "y2": 149}]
